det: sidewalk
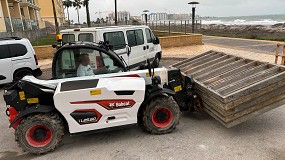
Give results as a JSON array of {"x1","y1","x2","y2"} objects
[{"x1": 163, "y1": 36, "x2": 283, "y2": 64}]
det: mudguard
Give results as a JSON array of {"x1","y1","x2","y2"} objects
[
  {"x1": 143, "y1": 87, "x2": 175, "y2": 106},
  {"x1": 9, "y1": 105, "x2": 55, "y2": 128}
]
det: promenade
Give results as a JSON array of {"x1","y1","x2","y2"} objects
[{"x1": 163, "y1": 35, "x2": 283, "y2": 64}]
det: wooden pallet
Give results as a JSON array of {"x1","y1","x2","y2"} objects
[{"x1": 171, "y1": 50, "x2": 285, "y2": 127}]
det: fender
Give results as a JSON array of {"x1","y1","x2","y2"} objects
[
  {"x1": 9, "y1": 105, "x2": 55, "y2": 128},
  {"x1": 142, "y1": 86, "x2": 175, "y2": 106}
]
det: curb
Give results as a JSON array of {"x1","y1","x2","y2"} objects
[{"x1": 161, "y1": 56, "x2": 190, "y2": 61}]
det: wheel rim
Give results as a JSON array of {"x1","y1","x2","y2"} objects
[
  {"x1": 151, "y1": 108, "x2": 173, "y2": 128},
  {"x1": 25, "y1": 125, "x2": 53, "y2": 147}
]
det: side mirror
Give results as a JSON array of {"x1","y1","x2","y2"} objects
[{"x1": 153, "y1": 36, "x2": 160, "y2": 44}]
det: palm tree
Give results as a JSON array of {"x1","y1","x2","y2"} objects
[
  {"x1": 73, "y1": 0, "x2": 82, "y2": 24},
  {"x1": 82, "y1": 0, "x2": 91, "y2": 27},
  {"x1": 63, "y1": 0, "x2": 72, "y2": 27}
]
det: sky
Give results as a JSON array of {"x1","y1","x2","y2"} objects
[{"x1": 66, "y1": 0, "x2": 285, "y2": 23}]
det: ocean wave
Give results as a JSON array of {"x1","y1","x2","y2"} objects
[{"x1": 202, "y1": 19, "x2": 285, "y2": 25}]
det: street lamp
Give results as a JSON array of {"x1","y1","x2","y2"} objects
[
  {"x1": 188, "y1": 1, "x2": 199, "y2": 33},
  {"x1": 143, "y1": 10, "x2": 149, "y2": 25},
  {"x1": 114, "y1": 0, "x2": 117, "y2": 25}
]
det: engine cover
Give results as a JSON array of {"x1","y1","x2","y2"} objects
[{"x1": 53, "y1": 77, "x2": 145, "y2": 134}]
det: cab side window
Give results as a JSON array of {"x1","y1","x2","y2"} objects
[
  {"x1": 103, "y1": 31, "x2": 126, "y2": 50},
  {"x1": 62, "y1": 34, "x2": 75, "y2": 43},
  {"x1": 145, "y1": 29, "x2": 153, "y2": 43},
  {"x1": 79, "y1": 33, "x2": 93, "y2": 42},
  {"x1": 54, "y1": 48, "x2": 123, "y2": 79},
  {"x1": 126, "y1": 29, "x2": 144, "y2": 47}
]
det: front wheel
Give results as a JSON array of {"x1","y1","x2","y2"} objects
[
  {"x1": 15, "y1": 113, "x2": 64, "y2": 155},
  {"x1": 140, "y1": 96, "x2": 180, "y2": 134}
]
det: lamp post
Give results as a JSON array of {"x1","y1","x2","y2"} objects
[
  {"x1": 114, "y1": 0, "x2": 118, "y2": 25},
  {"x1": 143, "y1": 10, "x2": 149, "y2": 25},
  {"x1": 188, "y1": 1, "x2": 199, "y2": 33}
]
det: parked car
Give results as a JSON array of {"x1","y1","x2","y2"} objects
[
  {"x1": 60, "y1": 25, "x2": 162, "y2": 68},
  {"x1": 0, "y1": 37, "x2": 42, "y2": 84}
]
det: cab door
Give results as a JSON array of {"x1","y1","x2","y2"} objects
[
  {"x1": 145, "y1": 28, "x2": 156, "y2": 61},
  {"x1": 0, "y1": 44, "x2": 13, "y2": 84},
  {"x1": 125, "y1": 29, "x2": 147, "y2": 68}
]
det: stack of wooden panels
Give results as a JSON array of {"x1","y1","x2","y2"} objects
[{"x1": 171, "y1": 50, "x2": 285, "y2": 128}]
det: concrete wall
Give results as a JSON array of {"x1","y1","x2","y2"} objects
[
  {"x1": 33, "y1": 45, "x2": 56, "y2": 59},
  {"x1": 159, "y1": 34, "x2": 203, "y2": 48},
  {"x1": 0, "y1": 28, "x2": 48, "y2": 41}
]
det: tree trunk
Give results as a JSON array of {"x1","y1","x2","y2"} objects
[
  {"x1": 77, "y1": 7, "x2": 80, "y2": 24},
  {"x1": 51, "y1": 0, "x2": 59, "y2": 33},
  {"x1": 67, "y1": 7, "x2": 70, "y2": 27},
  {"x1": 86, "y1": 2, "x2": 91, "y2": 27}
]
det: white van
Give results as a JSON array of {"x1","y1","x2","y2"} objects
[
  {"x1": 0, "y1": 37, "x2": 42, "y2": 84},
  {"x1": 60, "y1": 25, "x2": 162, "y2": 68}
]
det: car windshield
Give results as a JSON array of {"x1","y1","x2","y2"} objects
[{"x1": 54, "y1": 47, "x2": 124, "y2": 79}]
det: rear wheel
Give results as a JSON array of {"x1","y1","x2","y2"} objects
[
  {"x1": 13, "y1": 69, "x2": 32, "y2": 81},
  {"x1": 15, "y1": 113, "x2": 64, "y2": 155},
  {"x1": 140, "y1": 96, "x2": 180, "y2": 134}
]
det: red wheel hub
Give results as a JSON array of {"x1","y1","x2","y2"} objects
[
  {"x1": 152, "y1": 108, "x2": 173, "y2": 128},
  {"x1": 25, "y1": 125, "x2": 53, "y2": 147}
]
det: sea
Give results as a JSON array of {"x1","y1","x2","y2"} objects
[{"x1": 201, "y1": 14, "x2": 285, "y2": 26}]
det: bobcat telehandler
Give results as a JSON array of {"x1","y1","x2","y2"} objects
[{"x1": 3, "y1": 42, "x2": 199, "y2": 154}]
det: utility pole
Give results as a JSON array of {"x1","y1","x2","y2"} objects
[
  {"x1": 52, "y1": 0, "x2": 59, "y2": 33},
  {"x1": 114, "y1": 0, "x2": 118, "y2": 25}
]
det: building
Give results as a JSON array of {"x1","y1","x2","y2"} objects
[
  {"x1": 0, "y1": 0, "x2": 45, "y2": 32},
  {"x1": 37, "y1": 0, "x2": 65, "y2": 27},
  {"x1": 149, "y1": 13, "x2": 168, "y2": 21},
  {"x1": 108, "y1": 11, "x2": 130, "y2": 22}
]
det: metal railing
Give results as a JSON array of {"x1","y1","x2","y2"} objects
[
  {"x1": 4, "y1": 17, "x2": 12, "y2": 32},
  {"x1": 11, "y1": 18, "x2": 23, "y2": 31},
  {"x1": 23, "y1": 19, "x2": 32, "y2": 30},
  {"x1": 31, "y1": 20, "x2": 38, "y2": 30}
]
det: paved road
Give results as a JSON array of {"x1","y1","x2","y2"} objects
[
  {"x1": 203, "y1": 36, "x2": 280, "y2": 54},
  {"x1": 1, "y1": 60, "x2": 285, "y2": 160}
]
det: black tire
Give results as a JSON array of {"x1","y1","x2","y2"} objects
[
  {"x1": 152, "y1": 54, "x2": 160, "y2": 68},
  {"x1": 13, "y1": 69, "x2": 33, "y2": 81},
  {"x1": 140, "y1": 96, "x2": 180, "y2": 134},
  {"x1": 15, "y1": 113, "x2": 64, "y2": 155}
]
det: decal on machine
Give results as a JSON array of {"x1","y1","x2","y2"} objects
[
  {"x1": 70, "y1": 109, "x2": 102, "y2": 125},
  {"x1": 70, "y1": 99, "x2": 136, "y2": 110}
]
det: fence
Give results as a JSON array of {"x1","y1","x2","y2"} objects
[{"x1": 63, "y1": 20, "x2": 202, "y2": 36}]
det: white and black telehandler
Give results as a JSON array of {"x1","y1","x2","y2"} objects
[{"x1": 3, "y1": 42, "x2": 200, "y2": 154}]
